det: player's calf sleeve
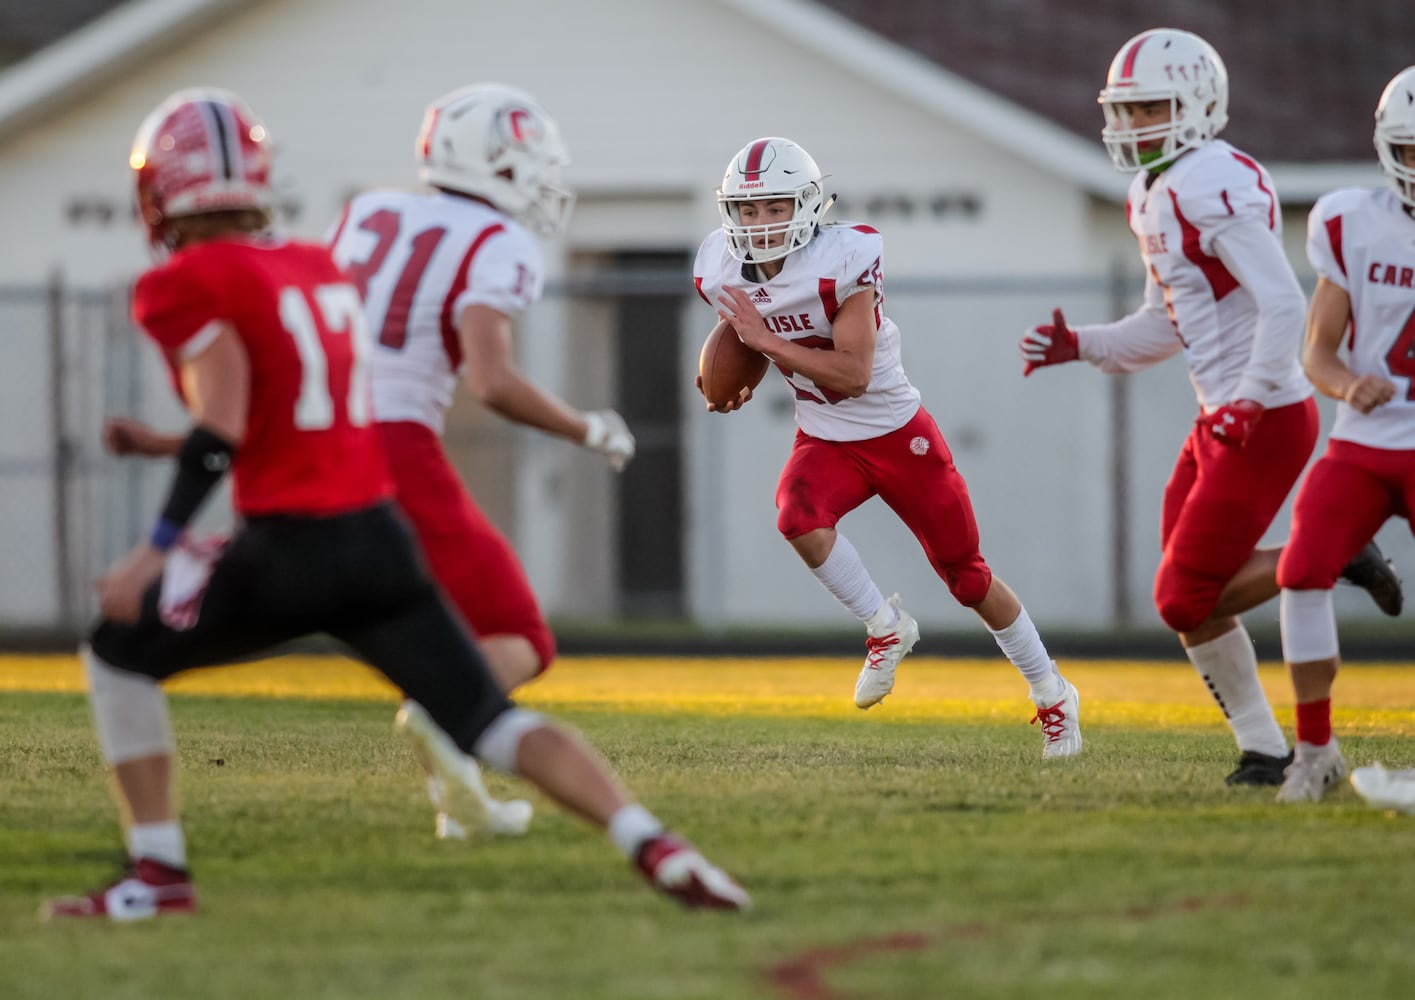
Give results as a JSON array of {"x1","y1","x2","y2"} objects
[
  {"x1": 987, "y1": 604, "x2": 1059, "y2": 700},
  {"x1": 82, "y1": 645, "x2": 175, "y2": 764},
  {"x1": 1279, "y1": 589, "x2": 1340, "y2": 663},
  {"x1": 809, "y1": 533, "x2": 886, "y2": 622},
  {"x1": 1184, "y1": 625, "x2": 1287, "y2": 757},
  {"x1": 473, "y1": 707, "x2": 546, "y2": 774}
]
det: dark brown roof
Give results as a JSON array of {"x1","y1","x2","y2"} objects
[
  {"x1": 815, "y1": 0, "x2": 1415, "y2": 162},
  {"x1": 4, "y1": 1, "x2": 1411, "y2": 164},
  {"x1": 0, "y1": 0, "x2": 127, "y2": 67}
]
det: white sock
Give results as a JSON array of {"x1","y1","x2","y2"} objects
[
  {"x1": 988, "y1": 606, "x2": 1061, "y2": 704},
  {"x1": 1185, "y1": 624, "x2": 1288, "y2": 757},
  {"x1": 811, "y1": 534, "x2": 888, "y2": 624},
  {"x1": 607, "y1": 804, "x2": 663, "y2": 860},
  {"x1": 127, "y1": 820, "x2": 187, "y2": 870}
]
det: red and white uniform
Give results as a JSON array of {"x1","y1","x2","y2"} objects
[
  {"x1": 1280, "y1": 187, "x2": 1415, "y2": 590},
  {"x1": 1072, "y1": 141, "x2": 1319, "y2": 633},
  {"x1": 1077, "y1": 139, "x2": 1312, "y2": 411},
  {"x1": 694, "y1": 223, "x2": 990, "y2": 606},
  {"x1": 1306, "y1": 186, "x2": 1415, "y2": 449},
  {"x1": 328, "y1": 189, "x2": 554, "y2": 668},
  {"x1": 133, "y1": 236, "x2": 390, "y2": 516},
  {"x1": 329, "y1": 189, "x2": 543, "y2": 435},
  {"x1": 694, "y1": 223, "x2": 921, "y2": 441}
]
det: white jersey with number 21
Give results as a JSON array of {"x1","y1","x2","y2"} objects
[{"x1": 328, "y1": 189, "x2": 543, "y2": 434}]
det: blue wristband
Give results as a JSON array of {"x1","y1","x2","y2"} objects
[{"x1": 149, "y1": 518, "x2": 182, "y2": 552}]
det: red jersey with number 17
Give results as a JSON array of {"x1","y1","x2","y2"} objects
[{"x1": 131, "y1": 236, "x2": 392, "y2": 516}]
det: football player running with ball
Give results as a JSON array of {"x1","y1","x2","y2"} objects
[
  {"x1": 44, "y1": 89, "x2": 747, "y2": 921},
  {"x1": 695, "y1": 137, "x2": 1082, "y2": 759},
  {"x1": 1019, "y1": 29, "x2": 1402, "y2": 786},
  {"x1": 1277, "y1": 67, "x2": 1415, "y2": 805}
]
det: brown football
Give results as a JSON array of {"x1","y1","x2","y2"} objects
[{"x1": 698, "y1": 318, "x2": 770, "y2": 409}]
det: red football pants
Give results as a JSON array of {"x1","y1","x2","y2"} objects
[
  {"x1": 775, "y1": 406, "x2": 992, "y2": 606},
  {"x1": 1278, "y1": 438, "x2": 1415, "y2": 590},
  {"x1": 379, "y1": 421, "x2": 555, "y2": 673},
  {"x1": 1154, "y1": 397, "x2": 1318, "y2": 632}
]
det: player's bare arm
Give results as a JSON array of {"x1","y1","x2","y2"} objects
[
  {"x1": 97, "y1": 326, "x2": 248, "y2": 623},
  {"x1": 103, "y1": 416, "x2": 183, "y2": 458},
  {"x1": 458, "y1": 303, "x2": 592, "y2": 442},
  {"x1": 717, "y1": 285, "x2": 874, "y2": 398},
  {"x1": 1302, "y1": 277, "x2": 1396, "y2": 414}
]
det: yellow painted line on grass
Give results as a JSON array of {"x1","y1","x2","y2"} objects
[{"x1": 3, "y1": 653, "x2": 1412, "y2": 732}]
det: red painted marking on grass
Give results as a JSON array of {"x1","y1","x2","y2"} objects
[
  {"x1": 764, "y1": 896, "x2": 1246, "y2": 999},
  {"x1": 767, "y1": 932, "x2": 938, "y2": 1000}
]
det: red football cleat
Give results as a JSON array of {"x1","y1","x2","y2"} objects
[
  {"x1": 42, "y1": 857, "x2": 196, "y2": 921},
  {"x1": 635, "y1": 834, "x2": 751, "y2": 911}
]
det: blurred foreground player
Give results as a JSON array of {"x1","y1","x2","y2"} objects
[{"x1": 43, "y1": 88, "x2": 747, "y2": 920}]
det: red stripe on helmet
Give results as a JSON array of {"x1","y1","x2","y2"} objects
[
  {"x1": 418, "y1": 106, "x2": 442, "y2": 161},
  {"x1": 1118, "y1": 36, "x2": 1149, "y2": 81},
  {"x1": 743, "y1": 139, "x2": 772, "y2": 182}
]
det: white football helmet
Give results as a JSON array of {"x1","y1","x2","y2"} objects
[
  {"x1": 416, "y1": 83, "x2": 573, "y2": 235},
  {"x1": 1098, "y1": 28, "x2": 1229, "y2": 171},
  {"x1": 1375, "y1": 66, "x2": 1415, "y2": 208},
  {"x1": 716, "y1": 137, "x2": 831, "y2": 263}
]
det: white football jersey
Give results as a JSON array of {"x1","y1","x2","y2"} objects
[
  {"x1": 1307, "y1": 186, "x2": 1415, "y2": 450},
  {"x1": 1125, "y1": 140, "x2": 1310, "y2": 409},
  {"x1": 693, "y1": 223, "x2": 921, "y2": 441},
  {"x1": 327, "y1": 189, "x2": 543, "y2": 434}
]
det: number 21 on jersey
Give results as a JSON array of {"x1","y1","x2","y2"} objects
[{"x1": 278, "y1": 283, "x2": 374, "y2": 430}]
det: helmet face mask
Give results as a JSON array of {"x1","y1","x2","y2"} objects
[
  {"x1": 417, "y1": 84, "x2": 574, "y2": 235},
  {"x1": 1374, "y1": 66, "x2": 1415, "y2": 209},
  {"x1": 717, "y1": 137, "x2": 830, "y2": 263},
  {"x1": 129, "y1": 88, "x2": 274, "y2": 250},
  {"x1": 1098, "y1": 29, "x2": 1229, "y2": 172}
]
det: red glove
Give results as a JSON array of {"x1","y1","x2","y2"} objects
[
  {"x1": 1206, "y1": 399, "x2": 1264, "y2": 449},
  {"x1": 1019, "y1": 308, "x2": 1080, "y2": 376}
]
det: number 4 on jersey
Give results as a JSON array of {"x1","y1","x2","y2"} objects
[
  {"x1": 278, "y1": 284, "x2": 374, "y2": 430},
  {"x1": 1386, "y1": 306, "x2": 1415, "y2": 400}
]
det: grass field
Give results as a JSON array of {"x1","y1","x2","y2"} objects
[{"x1": 4, "y1": 653, "x2": 1415, "y2": 999}]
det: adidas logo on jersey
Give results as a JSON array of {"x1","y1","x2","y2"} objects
[{"x1": 751, "y1": 288, "x2": 772, "y2": 305}]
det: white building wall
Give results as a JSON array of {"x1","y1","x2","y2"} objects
[{"x1": 3, "y1": 0, "x2": 1399, "y2": 632}]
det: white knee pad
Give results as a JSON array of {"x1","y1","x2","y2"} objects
[
  {"x1": 472, "y1": 707, "x2": 545, "y2": 774},
  {"x1": 1280, "y1": 589, "x2": 1340, "y2": 663},
  {"x1": 82, "y1": 645, "x2": 175, "y2": 764}
]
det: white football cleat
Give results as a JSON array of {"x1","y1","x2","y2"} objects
[
  {"x1": 1031, "y1": 674, "x2": 1082, "y2": 759},
  {"x1": 1350, "y1": 763, "x2": 1415, "y2": 814},
  {"x1": 1276, "y1": 739, "x2": 1349, "y2": 803},
  {"x1": 396, "y1": 700, "x2": 517, "y2": 839},
  {"x1": 854, "y1": 595, "x2": 920, "y2": 709},
  {"x1": 431, "y1": 787, "x2": 534, "y2": 840}
]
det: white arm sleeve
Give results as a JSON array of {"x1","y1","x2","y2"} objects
[
  {"x1": 1211, "y1": 220, "x2": 1307, "y2": 403},
  {"x1": 1075, "y1": 274, "x2": 1183, "y2": 373}
]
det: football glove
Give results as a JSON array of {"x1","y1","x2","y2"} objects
[
  {"x1": 1019, "y1": 308, "x2": 1080, "y2": 376},
  {"x1": 582, "y1": 410, "x2": 636, "y2": 472},
  {"x1": 1205, "y1": 399, "x2": 1264, "y2": 449}
]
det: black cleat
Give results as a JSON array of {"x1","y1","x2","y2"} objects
[
  {"x1": 1225, "y1": 750, "x2": 1294, "y2": 786},
  {"x1": 1339, "y1": 540, "x2": 1403, "y2": 617}
]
